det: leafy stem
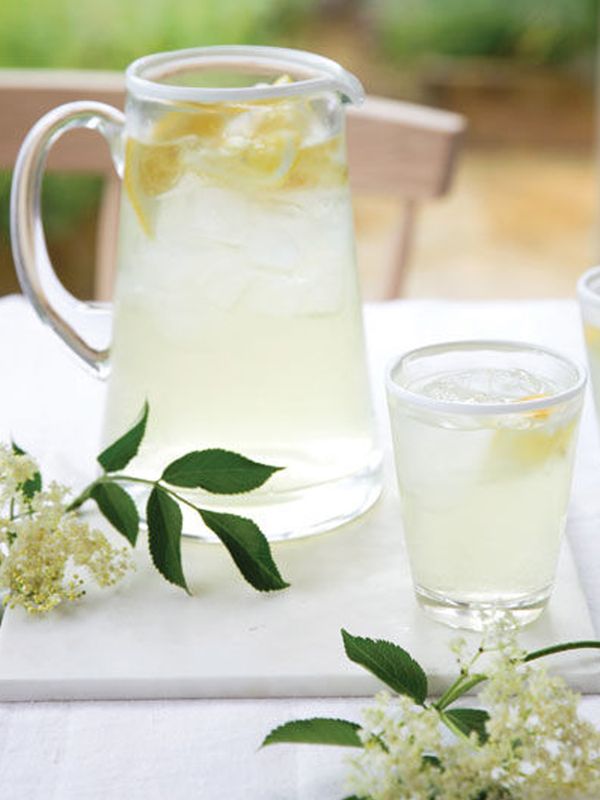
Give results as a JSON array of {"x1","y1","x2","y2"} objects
[
  {"x1": 263, "y1": 630, "x2": 600, "y2": 754},
  {"x1": 65, "y1": 403, "x2": 289, "y2": 595},
  {"x1": 67, "y1": 474, "x2": 153, "y2": 512},
  {"x1": 433, "y1": 639, "x2": 600, "y2": 712}
]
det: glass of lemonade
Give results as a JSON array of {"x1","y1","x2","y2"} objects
[
  {"x1": 11, "y1": 47, "x2": 382, "y2": 540},
  {"x1": 386, "y1": 341, "x2": 585, "y2": 630},
  {"x1": 578, "y1": 266, "x2": 600, "y2": 421}
]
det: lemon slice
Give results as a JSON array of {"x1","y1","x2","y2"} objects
[
  {"x1": 153, "y1": 103, "x2": 244, "y2": 143},
  {"x1": 287, "y1": 135, "x2": 347, "y2": 190},
  {"x1": 489, "y1": 416, "x2": 576, "y2": 469},
  {"x1": 238, "y1": 129, "x2": 299, "y2": 187},
  {"x1": 232, "y1": 97, "x2": 307, "y2": 188},
  {"x1": 123, "y1": 104, "x2": 241, "y2": 234},
  {"x1": 123, "y1": 138, "x2": 182, "y2": 235},
  {"x1": 518, "y1": 393, "x2": 551, "y2": 420}
]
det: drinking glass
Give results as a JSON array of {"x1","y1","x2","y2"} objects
[
  {"x1": 578, "y1": 265, "x2": 600, "y2": 421},
  {"x1": 11, "y1": 46, "x2": 382, "y2": 540},
  {"x1": 386, "y1": 340, "x2": 585, "y2": 630}
]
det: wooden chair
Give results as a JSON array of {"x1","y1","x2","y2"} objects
[{"x1": 0, "y1": 69, "x2": 466, "y2": 301}]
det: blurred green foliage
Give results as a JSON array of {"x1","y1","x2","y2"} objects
[
  {"x1": 376, "y1": 0, "x2": 597, "y2": 65},
  {"x1": 0, "y1": 0, "x2": 313, "y2": 69},
  {"x1": 0, "y1": 171, "x2": 101, "y2": 237}
]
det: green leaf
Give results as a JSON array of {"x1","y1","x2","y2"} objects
[
  {"x1": 90, "y1": 482, "x2": 139, "y2": 546},
  {"x1": 11, "y1": 442, "x2": 42, "y2": 500},
  {"x1": 162, "y1": 449, "x2": 282, "y2": 494},
  {"x1": 443, "y1": 708, "x2": 490, "y2": 745},
  {"x1": 97, "y1": 401, "x2": 149, "y2": 472},
  {"x1": 199, "y1": 510, "x2": 289, "y2": 592},
  {"x1": 262, "y1": 718, "x2": 362, "y2": 748},
  {"x1": 147, "y1": 486, "x2": 189, "y2": 593},
  {"x1": 341, "y1": 629, "x2": 428, "y2": 704}
]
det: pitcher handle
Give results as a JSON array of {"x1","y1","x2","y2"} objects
[{"x1": 10, "y1": 101, "x2": 125, "y2": 377}]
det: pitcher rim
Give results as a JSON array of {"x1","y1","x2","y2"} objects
[{"x1": 126, "y1": 45, "x2": 364, "y2": 105}]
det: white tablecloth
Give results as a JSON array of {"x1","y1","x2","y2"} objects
[{"x1": 0, "y1": 295, "x2": 599, "y2": 800}]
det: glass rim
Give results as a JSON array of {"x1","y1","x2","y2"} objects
[
  {"x1": 577, "y1": 265, "x2": 600, "y2": 310},
  {"x1": 385, "y1": 339, "x2": 587, "y2": 416},
  {"x1": 126, "y1": 45, "x2": 364, "y2": 105}
]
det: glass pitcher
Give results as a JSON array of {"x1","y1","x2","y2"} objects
[{"x1": 11, "y1": 46, "x2": 381, "y2": 540}]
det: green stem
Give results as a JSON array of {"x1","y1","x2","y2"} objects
[
  {"x1": 524, "y1": 640, "x2": 600, "y2": 663},
  {"x1": 157, "y1": 485, "x2": 203, "y2": 512},
  {"x1": 435, "y1": 673, "x2": 488, "y2": 711},
  {"x1": 107, "y1": 475, "x2": 202, "y2": 513},
  {"x1": 66, "y1": 473, "x2": 157, "y2": 512},
  {"x1": 104, "y1": 474, "x2": 156, "y2": 487},
  {"x1": 435, "y1": 640, "x2": 600, "y2": 711},
  {"x1": 434, "y1": 676, "x2": 463, "y2": 711},
  {"x1": 6, "y1": 512, "x2": 30, "y2": 522},
  {"x1": 66, "y1": 483, "x2": 95, "y2": 512},
  {"x1": 66, "y1": 473, "x2": 204, "y2": 517}
]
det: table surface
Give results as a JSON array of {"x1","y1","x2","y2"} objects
[{"x1": 0, "y1": 295, "x2": 599, "y2": 800}]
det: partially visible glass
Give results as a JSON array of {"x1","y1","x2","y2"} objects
[
  {"x1": 578, "y1": 266, "x2": 600, "y2": 421},
  {"x1": 386, "y1": 341, "x2": 586, "y2": 631}
]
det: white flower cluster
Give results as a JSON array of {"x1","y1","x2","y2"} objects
[
  {"x1": 347, "y1": 638, "x2": 600, "y2": 800},
  {"x1": 0, "y1": 445, "x2": 132, "y2": 613}
]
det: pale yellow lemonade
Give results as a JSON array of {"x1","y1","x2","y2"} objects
[
  {"x1": 584, "y1": 323, "x2": 600, "y2": 418},
  {"x1": 104, "y1": 88, "x2": 379, "y2": 536},
  {"x1": 389, "y1": 367, "x2": 581, "y2": 608}
]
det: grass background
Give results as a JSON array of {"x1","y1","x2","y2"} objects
[{"x1": 376, "y1": 0, "x2": 597, "y2": 65}]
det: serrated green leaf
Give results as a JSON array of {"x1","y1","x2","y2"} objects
[
  {"x1": 147, "y1": 487, "x2": 189, "y2": 593},
  {"x1": 97, "y1": 401, "x2": 149, "y2": 472},
  {"x1": 162, "y1": 449, "x2": 281, "y2": 494},
  {"x1": 262, "y1": 718, "x2": 362, "y2": 748},
  {"x1": 199, "y1": 510, "x2": 289, "y2": 592},
  {"x1": 90, "y1": 482, "x2": 139, "y2": 546},
  {"x1": 11, "y1": 442, "x2": 42, "y2": 500},
  {"x1": 341, "y1": 630, "x2": 428, "y2": 704},
  {"x1": 443, "y1": 708, "x2": 490, "y2": 744}
]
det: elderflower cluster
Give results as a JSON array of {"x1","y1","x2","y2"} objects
[
  {"x1": 347, "y1": 639, "x2": 600, "y2": 800},
  {"x1": 0, "y1": 445, "x2": 132, "y2": 613}
]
